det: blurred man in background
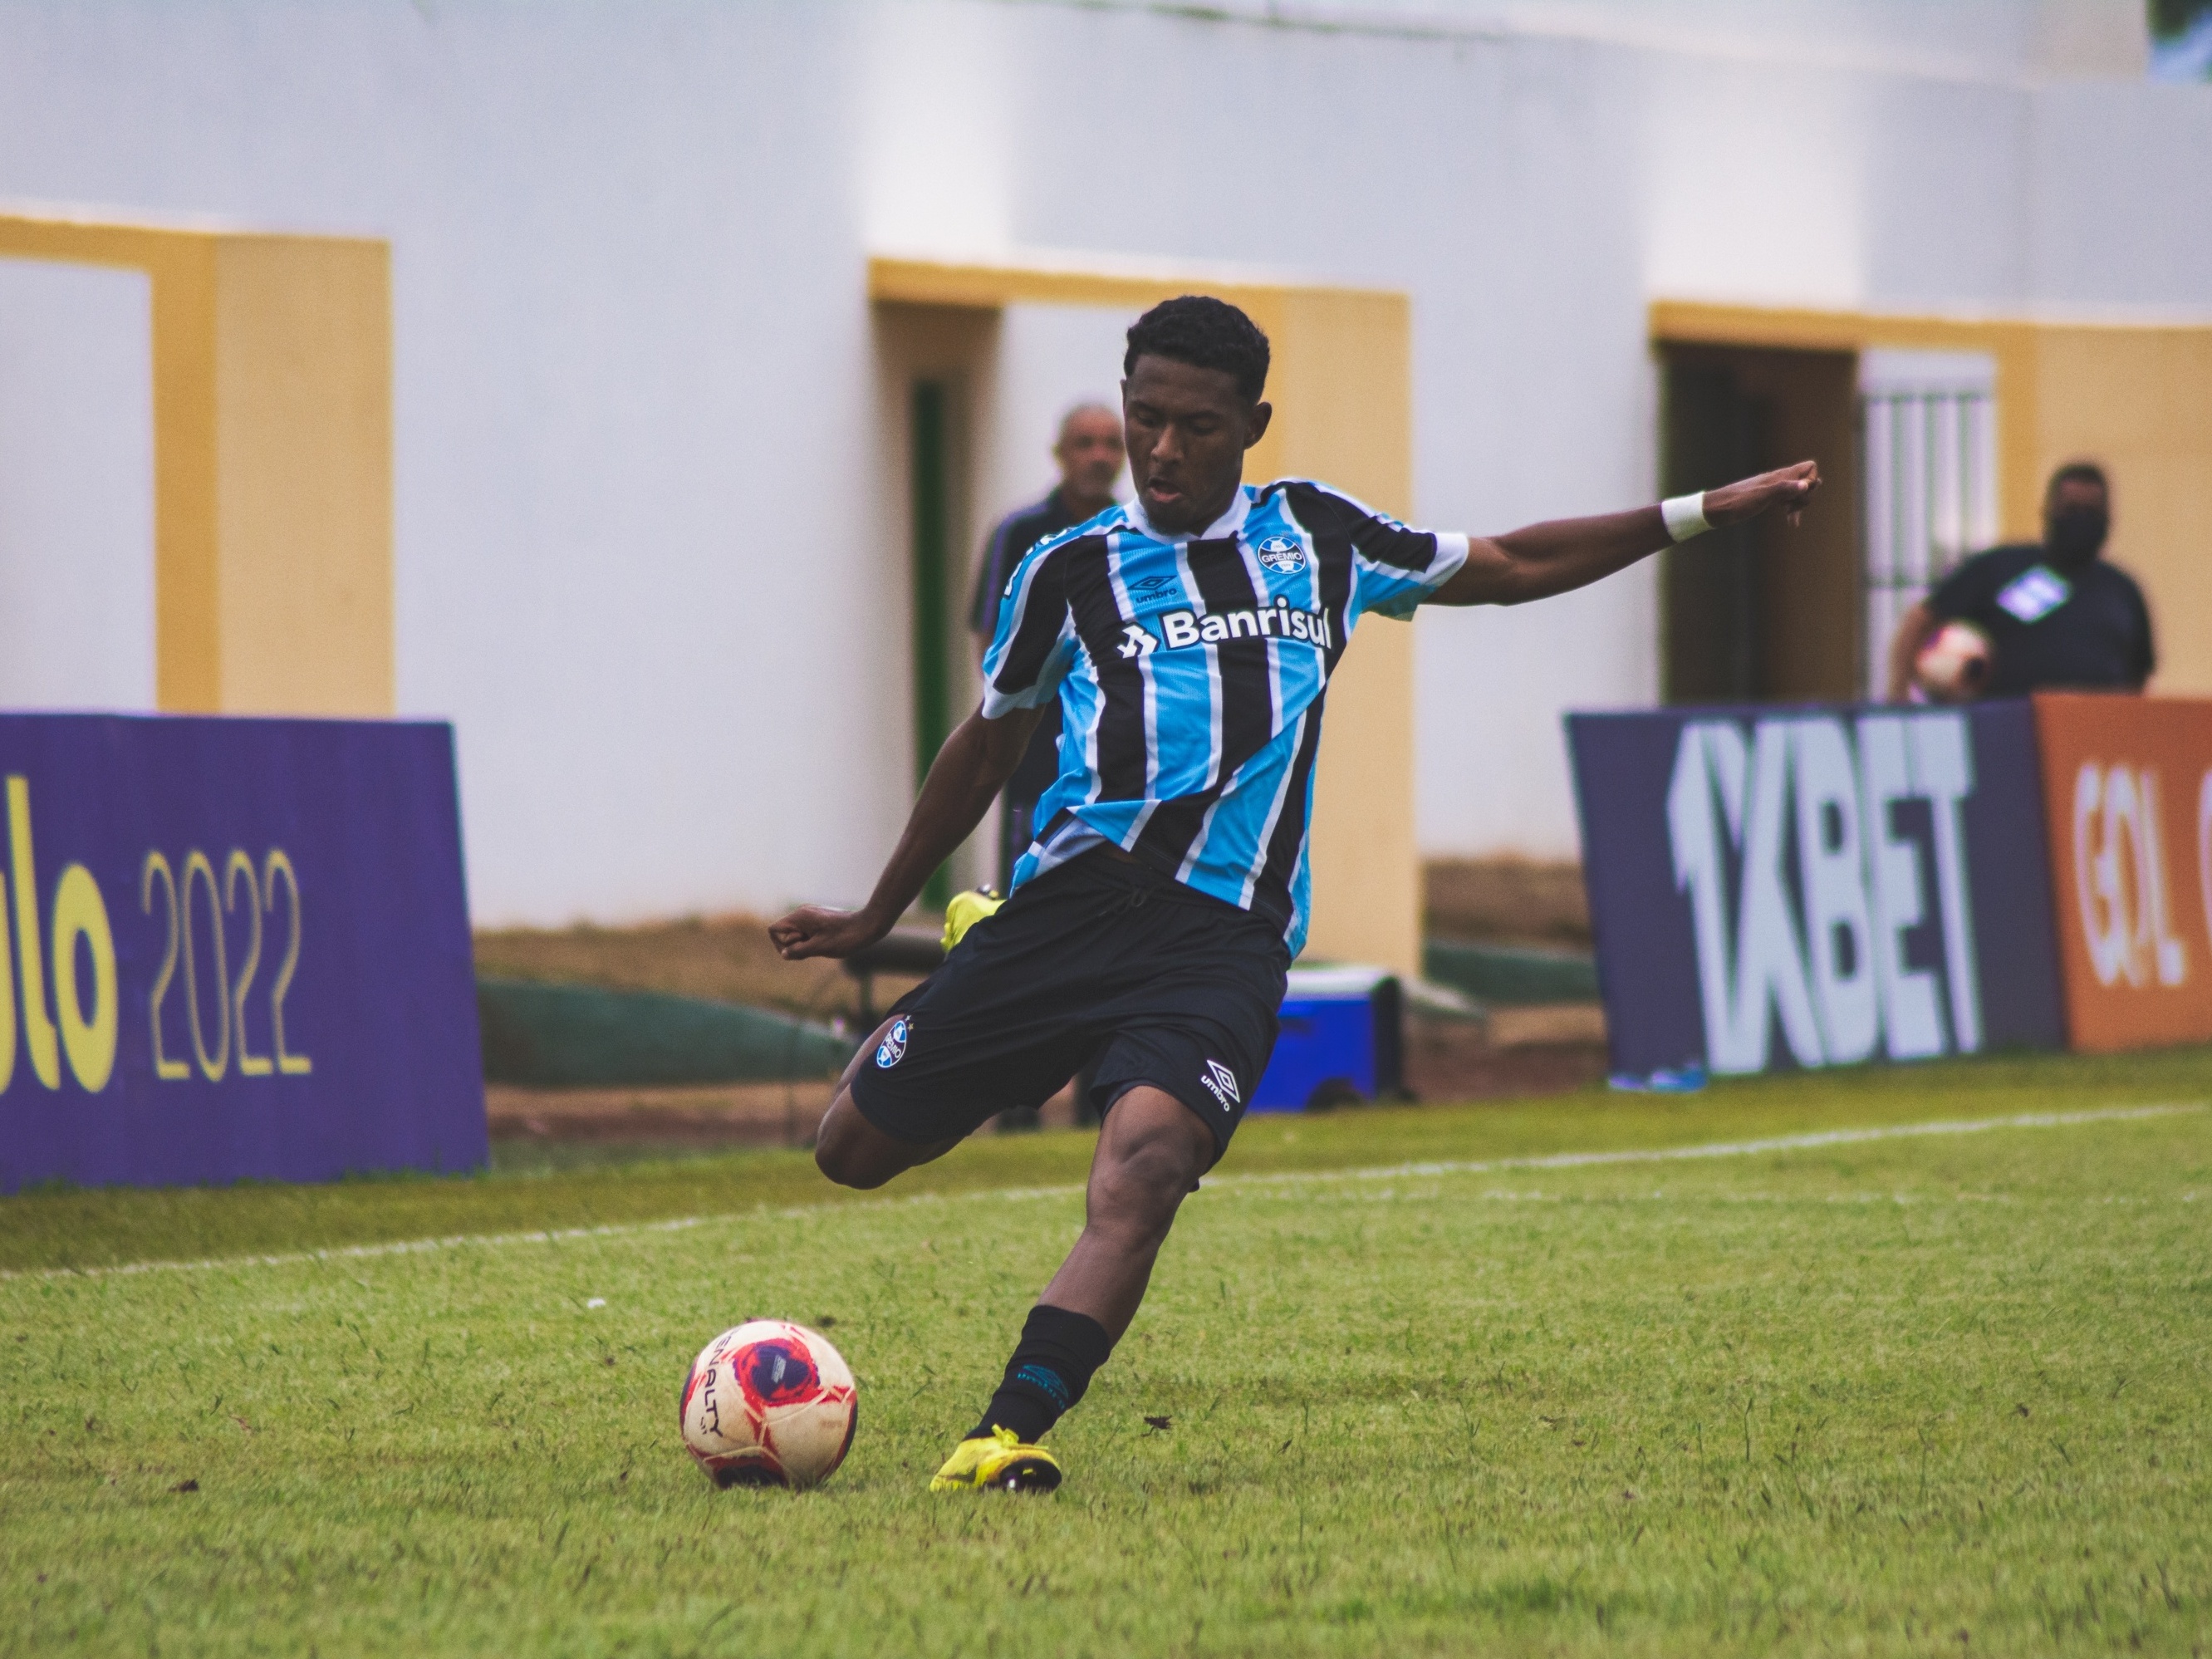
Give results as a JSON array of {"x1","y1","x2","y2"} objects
[
  {"x1": 969, "y1": 402, "x2": 1126, "y2": 888},
  {"x1": 1887, "y1": 462, "x2": 2153, "y2": 702}
]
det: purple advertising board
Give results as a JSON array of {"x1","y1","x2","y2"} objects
[
  {"x1": 1567, "y1": 701, "x2": 2066, "y2": 1080},
  {"x1": 0, "y1": 714, "x2": 484, "y2": 1192}
]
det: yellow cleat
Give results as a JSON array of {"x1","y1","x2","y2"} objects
[
  {"x1": 929, "y1": 1425, "x2": 1062, "y2": 1494},
  {"x1": 941, "y1": 887, "x2": 1004, "y2": 953}
]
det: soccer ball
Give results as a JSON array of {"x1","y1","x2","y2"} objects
[
  {"x1": 1914, "y1": 620, "x2": 1993, "y2": 703},
  {"x1": 679, "y1": 1320, "x2": 857, "y2": 1490}
]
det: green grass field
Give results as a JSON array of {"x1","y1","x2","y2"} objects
[{"x1": 4, "y1": 1052, "x2": 2210, "y2": 1656}]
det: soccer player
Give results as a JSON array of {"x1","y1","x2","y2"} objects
[{"x1": 770, "y1": 295, "x2": 1818, "y2": 1493}]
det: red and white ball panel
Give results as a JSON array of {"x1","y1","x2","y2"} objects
[
  {"x1": 1914, "y1": 620, "x2": 1993, "y2": 704},
  {"x1": 679, "y1": 1319, "x2": 857, "y2": 1490}
]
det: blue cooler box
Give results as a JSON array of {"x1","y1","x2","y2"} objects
[{"x1": 1250, "y1": 966, "x2": 1405, "y2": 1112}]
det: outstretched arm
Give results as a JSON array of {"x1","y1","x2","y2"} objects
[
  {"x1": 769, "y1": 704, "x2": 1044, "y2": 960},
  {"x1": 1430, "y1": 462, "x2": 1821, "y2": 607}
]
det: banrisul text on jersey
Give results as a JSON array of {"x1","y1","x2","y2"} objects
[
  {"x1": 980, "y1": 479, "x2": 1468, "y2": 955},
  {"x1": 1131, "y1": 598, "x2": 1334, "y2": 652}
]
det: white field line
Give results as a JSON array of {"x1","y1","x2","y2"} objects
[
  {"x1": 6, "y1": 1101, "x2": 2200, "y2": 1286},
  {"x1": 1204, "y1": 1101, "x2": 2207, "y2": 1192}
]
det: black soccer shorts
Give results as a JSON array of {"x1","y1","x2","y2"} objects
[{"x1": 848, "y1": 848, "x2": 1290, "y2": 1158}]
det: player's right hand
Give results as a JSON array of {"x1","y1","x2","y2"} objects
[
  {"x1": 1704, "y1": 459, "x2": 1821, "y2": 529},
  {"x1": 768, "y1": 906, "x2": 889, "y2": 961}
]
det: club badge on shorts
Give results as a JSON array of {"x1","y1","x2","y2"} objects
[{"x1": 875, "y1": 1018, "x2": 910, "y2": 1068}]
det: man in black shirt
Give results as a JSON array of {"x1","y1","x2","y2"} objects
[
  {"x1": 969, "y1": 402, "x2": 1126, "y2": 887},
  {"x1": 1886, "y1": 462, "x2": 2154, "y2": 700}
]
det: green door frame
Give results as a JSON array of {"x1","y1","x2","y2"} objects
[{"x1": 909, "y1": 378, "x2": 954, "y2": 911}]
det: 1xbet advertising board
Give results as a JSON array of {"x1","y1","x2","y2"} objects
[
  {"x1": 1567, "y1": 703, "x2": 2065, "y2": 1078},
  {"x1": 0, "y1": 715, "x2": 485, "y2": 1192}
]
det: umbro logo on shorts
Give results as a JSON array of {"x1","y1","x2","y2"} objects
[
  {"x1": 1199, "y1": 1059, "x2": 1240, "y2": 1109},
  {"x1": 875, "y1": 1017, "x2": 910, "y2": 1068}
]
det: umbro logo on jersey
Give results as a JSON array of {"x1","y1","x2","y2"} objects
[
  {"x1": 1127, "y1": 572, "x2": 1179, "y2": 596},
  {"x1": 1254, "y1": 535, "x2": 1307, "y2": 573},
  {"x1": 1199, "y1": 1059, "x2": 1240, "y2": 1109}
]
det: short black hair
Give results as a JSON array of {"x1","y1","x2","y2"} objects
[
  {"x1": 1124, "y1": 296, "x2": 1270, "y2": 402},
  {"x1": 2048, "y1": 460, "x2": 2109, "y2": 498}
]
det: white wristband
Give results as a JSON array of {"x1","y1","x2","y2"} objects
[{"x1": 1660, "y1": 492, "x2": 1711, "y2": 543}]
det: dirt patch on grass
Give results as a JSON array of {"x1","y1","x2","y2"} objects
[
  {"x1": 1401, "y1": 1015, "x2": 1608, "y2": 1105},
  {"x1": 486, "y1": 1081, "x2": 836, "y2": 1149},
  {"x1": 1484, "y1": 1003, "x2": 1606, "y2": 1048},
  {"x1": 1424, "y1": 856, "x2": 1589, "y2": 947},
  {"x1": 472, "y1": 913, "x2": 928, "y2": 1023}
]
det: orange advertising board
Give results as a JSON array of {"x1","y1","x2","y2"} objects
[{"x1": 2033, "y1": 694, "x2": 2212, "y2": 1051}]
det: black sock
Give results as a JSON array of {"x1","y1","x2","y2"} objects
[{"x1": 967, "y1": 1304, "x2": 1114, "y2": 1445}]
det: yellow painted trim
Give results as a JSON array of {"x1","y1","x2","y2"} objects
[
  {"x1": 0, "y1": 212, "x2": 392, "y2": 714},
  {"x1": 871, "y1": 257, "x2": 1187, "y2": 312},
  {"x1": 213, "y1": 235, "x2": 395, "y2": 715},
  {"x1": 871, "y1": 255, "x2": 1287, "y2": 313},
  {"x1": 873, "y1": 255, "x2": 1420, "y2": 973}
]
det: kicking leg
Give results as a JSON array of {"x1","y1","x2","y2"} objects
[
  {"x1": 934, "y1": 1087, "x2": 1214, "y2": 1493},
  {"x1": 812, "y1": 1017, "x2": 961, "y2": 1190},
  {"x1": 1037, "y1": 1085, "x2": 1214, "y2": 1339}
]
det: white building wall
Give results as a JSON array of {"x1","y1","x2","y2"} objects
[
  {"x1": 1237, "y1": 0, "x2": 2146, "y2": 81},
  {"x1": 2, "y1": 5, "x2": 888, "y2": 922},
  {"x1": 2029, "y1": 83, "x2": 2212, "y2": 308},
  {"x1": 0, "y1": 0, "x2": 2205, "y2": 911}
]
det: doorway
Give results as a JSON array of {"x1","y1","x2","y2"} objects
[
  {"x1": 867, "y1": 258, "x2": 1425, "y2": 972},
  {"x1": 1657, "y1": 344, "x2": 1861, "y2": 703},
  {"x1": 874, "y1": 302, "x2": 997, "y2": 907}
]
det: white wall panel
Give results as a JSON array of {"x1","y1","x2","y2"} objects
[
  {"x1": 0, "y1": 6, "x2": 883, "y2": 923},
  {"x1": 0, "y1": 258, "x2": 153, "y2": 712},
  {"x1": 982, "y1": 307, "x2": 1131, "y2": 564},
  {"x1": 2030, "y1": 83, "x2": 2212, "y2": 311}
]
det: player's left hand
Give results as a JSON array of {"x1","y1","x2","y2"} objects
[
  {"x1": 1704, "y1": 460, "x2": 1821, "y2": 530},
  {"x1": 769, "y1": 905, "x2": 890, "y2": 961}
]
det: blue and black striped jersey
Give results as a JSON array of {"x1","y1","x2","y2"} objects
[{"x1": 980, "y1": 479, "x2": 1468, "y2": 955}]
